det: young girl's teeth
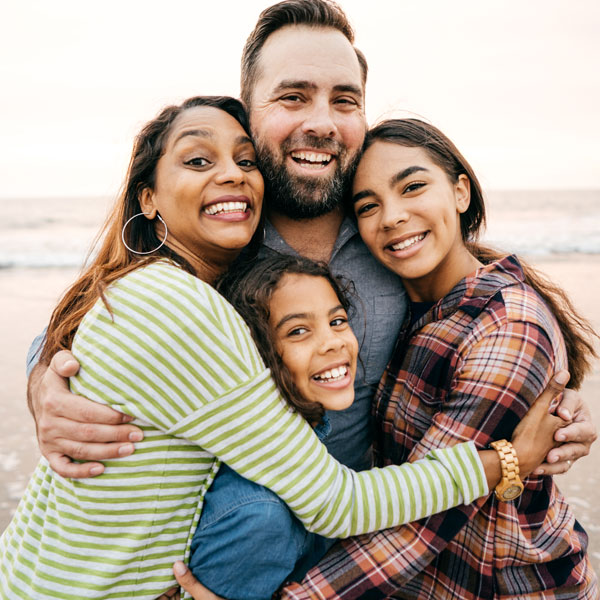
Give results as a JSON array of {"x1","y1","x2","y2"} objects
[
  {"x1": 390, "y1": 233, "x2": 425, "y2": 251},
  {"x1": 314, "y1": 365, "x2": 348, "y2": 382}
]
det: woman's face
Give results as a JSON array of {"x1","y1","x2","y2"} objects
[
  {"x1": 141, "y1": 106, "x2": 264, "y2": 274},
  {"x1": 352, "y1": 141, "x2": 472, "y2": 301},
  {"x1": 268, "y1": 273, "x2": 358, "y2": 412}
]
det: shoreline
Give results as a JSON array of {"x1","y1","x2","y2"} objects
[{"x1": 2, "y1": 255, "x2": 599, "y2": 573}]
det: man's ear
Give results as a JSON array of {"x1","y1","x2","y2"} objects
[
  {"x1": 455, "y1": 174, "x2": 471, "y2": 214},
  {"x1": 138, "y1": 188, "x2": 157, "y2": 219}
]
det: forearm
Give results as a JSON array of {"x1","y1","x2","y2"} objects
[{"x1": 26, "y1": 361, "x2": 47, "y2": 419}]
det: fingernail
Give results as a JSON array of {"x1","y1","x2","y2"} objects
[
  {"x1": 90, "y1": 466, "x2": 104, "y2": 476},
  {"x1": 533, "y1": 468, "x2": 544, "y2": 475},
  {"x1": 549, "y1": 399, "x2": 559, "y2": 412},
  {"x1": 64, "y1": 360, "x2": 79, "y2": 369},
  {"x1": 556, "y1": 432, "x2": 566, "y2": 442},
  {"x1": 554, "y1": 372, "x2": 569, "y2": 385},
  {"x1": 121, "y1": 414, "x2": 134, "y2": 423},
  {"x1": 129, "y1": 431, "x2": 143, "y2": 442},
  {"x1": 118, "y1": 443, "x2": 134, "y2": 456},
  {"x1": 548, "y1": 454, "x2": 558, "y2": 463},
  {"x1": 173, "y1": 561, "x2": 187, "y2": 576}
]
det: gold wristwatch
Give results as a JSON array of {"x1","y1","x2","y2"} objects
[{"x1": 490, "y1": 439, "x2": 524, "y2": 501}]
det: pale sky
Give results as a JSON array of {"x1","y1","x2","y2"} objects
[{"x1": 1, "y1": 0, "x2": 599, "y2": 198}]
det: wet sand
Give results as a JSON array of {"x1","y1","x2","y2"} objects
[{"x1": 1, "y1": 257, "x2": 599, "y2": 574}]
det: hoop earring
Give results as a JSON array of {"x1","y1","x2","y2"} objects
[{"x1": 121, "y1": 212, "x2": 168, "y2": 255}]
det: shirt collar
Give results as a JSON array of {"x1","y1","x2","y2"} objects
[{"x1": 263, "y1": 216, "x2": 359, "y2": 261}]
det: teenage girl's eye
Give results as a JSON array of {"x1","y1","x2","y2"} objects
[
  {"x1": 355, "y1": 202, "x2": 377, "y2": 216},
  {"x1": 403, "y1": 181, "x2": 425, "y2": 194},
  {"x1": 185, "y1": 157, "x2": 210, "y2": 167}
]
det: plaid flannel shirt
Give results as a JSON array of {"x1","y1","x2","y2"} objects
[{"x1": 281, "y1": 256, "x2": 597, "y2": 600}]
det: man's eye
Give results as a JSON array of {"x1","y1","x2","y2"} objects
[
  {"x1": 280, "y1": 94, "x2": 303, "y2": 103},
  {"x1": 335, "y1": 97, "x2": 358, "y2": 106},
  {"x1": 185, "y1": 157, "x2": 210, "y2": 167},
  {"x1": 403, "y1": 182, "x2": 425, "y2": 194},
  {"x1": 355, "y1": 202, "x2": 377, "y2": 216}
]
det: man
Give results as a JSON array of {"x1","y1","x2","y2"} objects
[{"x1": 27, "y1": 0, "x2": 597, "y2": 597}]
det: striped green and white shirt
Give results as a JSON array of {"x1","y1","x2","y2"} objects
[{"x1": 1, "y1": 261, "x2": 487, "y2": 599}]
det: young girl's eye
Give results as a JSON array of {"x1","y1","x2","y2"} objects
[
  {"x1": 288, "y1": 326, "x2": 308, "y2": 337},
  {"x1": 330, "y1": 317, "x2": 348, "y2": 327},
  {"x1": 403, "y1": 181, "x2": 425, "y2": 194},
  {"x1": 185, "y1": 157, "x2": 210, "y2": 167}
]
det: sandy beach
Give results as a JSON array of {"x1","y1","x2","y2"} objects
[{"x1": 1, "y1": 256, "x2": 599, "y2": 575}]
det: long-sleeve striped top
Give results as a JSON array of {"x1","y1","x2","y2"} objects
[
  {"x1": 281, "y1": 255, "x2": 597, "y2": 600},
  {"x1": 1, "y1": 261, "x2": 487, "y2": 599}
]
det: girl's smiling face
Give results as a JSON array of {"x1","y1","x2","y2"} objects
[
  {"x1": 352, "y1": 141, "x2": 479, "y2": 301},
  {"x1": 268, "y1": 273, "x2": 358, "y2": 412}
]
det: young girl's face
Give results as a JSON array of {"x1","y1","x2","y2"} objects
[
  {"x1": 352, "y1": 141, "x2": 473, "y2": 301},
  {"x1": 268, "y1": 273, "x2": 358, "y2": 412}
]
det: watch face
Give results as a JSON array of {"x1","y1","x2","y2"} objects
[{"x1": 503, "y1": 485, "x2": 522, "y2": 500}]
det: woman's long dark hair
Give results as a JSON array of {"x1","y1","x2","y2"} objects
[
  {"x1": 42, "y1": 96, "x2": 261, "y2": 364},
  {"x1": 217, "y1": 254, "x2": 354, "y2": 423},
  {"x1": 362, "y1": 119, "x2": 597, "y2": 388}
]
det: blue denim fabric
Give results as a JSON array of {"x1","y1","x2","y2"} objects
[{"x1": 190, "y1": 419, "x2": 336, "y2": 600}]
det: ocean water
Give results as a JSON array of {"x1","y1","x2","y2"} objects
[{"x1": 1, "y1": 190, "x2": 599, "y2": 269}]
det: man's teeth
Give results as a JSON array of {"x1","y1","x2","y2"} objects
[
  {"x1": 204, "y1": 202, "x2": 248, "y2": 215},
  {"x1": 313, "y1": 365, "x2": 348, "y2": 382},
  {"x1": 390, "y1": 233, "x2": 426, "y2": 251},
  {"x1": 290, "y1": 151, "x2": 333, "y2": 167}
]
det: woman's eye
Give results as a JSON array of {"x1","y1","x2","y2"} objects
[
  {"x1": 355, "y1": 202, "x2": 377, "y2": 216},
  {"x1": 185, "y1": 157, "x2": 210, "y2": 167},
  {"x1": 237, "y1": 158, "x2": 257, "y2": 169},
  {"x1": 403, "y1": 182, "x2": 425, "y2": 194}
]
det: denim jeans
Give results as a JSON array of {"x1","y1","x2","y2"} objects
[{"x1": 190, "y1": 463, "x2": 336, "y2": 600}]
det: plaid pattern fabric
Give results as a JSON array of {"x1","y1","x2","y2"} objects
[{"x1": 281, "y1": 256, "x2": 597, "y2": 599}]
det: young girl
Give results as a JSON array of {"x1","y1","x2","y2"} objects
[
  {"x1": 0, "y1": 99, "x2": 559, "y2": 600},
  {"x1": 182, "y1": 253, "x2": 567, "y2": 600},
  {"x1": 280, "y1": 119, "x2": 599, "y2": 599}
]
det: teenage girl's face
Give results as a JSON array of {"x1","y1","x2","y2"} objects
[
  {"x1": 268, "y1": 273, "x2": 358, "y2": 412},
  {"x1": 140, "y1": 106, "x2": 264, "y2": 276},
  {"x1": 352, "y1": 141, "x2": 473, "y2": 301}
]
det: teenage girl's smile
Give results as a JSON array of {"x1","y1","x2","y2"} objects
[{"x1": 268, "y1": 273, "x2": 358, "y2": 412}]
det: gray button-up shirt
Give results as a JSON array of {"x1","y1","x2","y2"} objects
[{"x1": 260, "y1": 218, "x2": 407, "y2": 471}]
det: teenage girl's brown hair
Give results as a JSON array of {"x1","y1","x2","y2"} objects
[
  {"x1": 41, "y1": 96, "x2": 255, "y2": 364},
  {"x1": 217, "y1": 253, "x2": 354, "y2": 423},
  {"x1": 361, "y1": 118, "x2": 597, "y2": 388}
]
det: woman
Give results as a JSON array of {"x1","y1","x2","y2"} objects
[{"x1": 0, "y1": 99, "x2": 553, "y2": 600}]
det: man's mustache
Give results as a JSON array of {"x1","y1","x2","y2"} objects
[{"x1": 280, "y1": 135, "x2": 344, "y2": 156}]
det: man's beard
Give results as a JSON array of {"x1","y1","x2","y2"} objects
[{"x1": 254, "y1": 134, "x2": 361, "y2": 220}]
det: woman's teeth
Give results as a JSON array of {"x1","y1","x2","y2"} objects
[
  {"x1": 390, "y1": 233, "x2": 426, "y2": 251},
  {"x1": 204, "y1": 201, "x2": 248, "y2": 215},
  {"x1": 313, "y1": 365, "x2": 348, "y2": 382}
]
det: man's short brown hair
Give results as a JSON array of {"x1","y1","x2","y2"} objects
[{"x1": 241, "y1": 0, "x2": 368, "y2": 108}]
